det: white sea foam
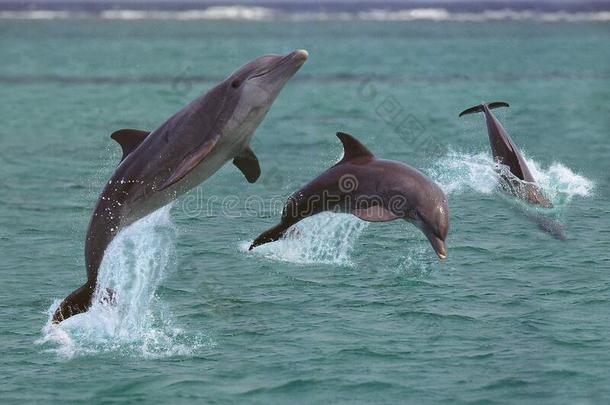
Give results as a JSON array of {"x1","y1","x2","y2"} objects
[
  {"x1": 244, "y1": 212, "x2": 368, "y2": 267},
  {"x1": 0, "y1": 10, "x2": 83, "y2": 20},
  {"x1": 522, "y1": 157, "x2": 593, "y2": 201},
  {"x1": 428, "y1": 150, "x2": 500, "y2": 195},
  {"x1": 378, "y1": 9, "x2": 610, "y2": 23},
  {"x1": 100, "y1": 6, "x2": 275, "y2": 21},
  {"x1": 427, "y1": 149, "x2": 592, "y2": 239},
  {"x1": 38, "y1": 205, "x2": 212, "y2": 359},
  {"x1": 1, "y1": 8, "x2": 609, "y2": 22},
  {"x1": 429, "y1": 149, "x2": 593, "y2": 204}
]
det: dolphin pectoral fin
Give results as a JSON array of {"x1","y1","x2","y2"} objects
[
  {"x1": 110, "y1": 129, "x2": 151, "y2": 162},
  {"x1": 159, "y1": 134, "x2": 221, "y2": 191},
  {"x1": 352, "y1": 206, "x2": 400, "y2": 222},
  {"x1": 233, "y1": 146, "x2": 261, "y2": 183},
  {"x1": 52, "y1": 283, "x2": 94, "y2": 323}
]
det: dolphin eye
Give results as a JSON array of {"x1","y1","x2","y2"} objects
[{"x1": 231, "y1": 80, "x2": 241, "y2": 89}]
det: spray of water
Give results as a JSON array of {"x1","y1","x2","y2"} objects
[
  {"x1": 244, "y1": 212, "x2": 368, "y2": 267},
  {"x1": 430, "y1": 149, "x2": 592, "y2": 200},
  {"x1": 428, "y1": 149, "x2": 593, "y2": 239},
  {"x1": 428, "y1": 150, "x2": 500, "y2": 195},
  {"x1": 39, "y1": 205, "x2": 212, "y2": 359},
  {"x1": 519, "y1": 157, "x2": 593, "y2": 203}
]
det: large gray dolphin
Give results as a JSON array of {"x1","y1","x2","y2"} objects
[
  {"x1": 459, "y1": 102, "x2": 553, "y2": 208},
  {"x1": 249, "y1": 132, "x2": 449, "y2": 259},
  {"x1": 53, "y1": 50, "x2": 308, "y2": 323}
]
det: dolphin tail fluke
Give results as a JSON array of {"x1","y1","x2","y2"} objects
[
  {"x1": 52, "y1": 283, "x2": 94, "y2": 323},
  {"x1": 459, "y1": 101, "x2": 509, "y2": 117},
  {"x1": 249, "y1": 223, "x2": 290, "y2": 250}
]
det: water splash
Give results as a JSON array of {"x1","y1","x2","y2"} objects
[
  {"x1": 427, "y1": 149, "x2": 593, "y2": 239},
  {"x1": 244, "y1": 212, "x2": 368, "y2": 267},
  {"x1": 39, "y1": 206, "x2": 212, "y2": 359},
  {"x1": 429, "y1": 149, "x2": 592, "y2": 202},
  {"x1": 428, "y1": 150, "x2": 499, "y2": 195},
  {"x1": 520, "y1": 158, "x2": 593, "y2": 203}
]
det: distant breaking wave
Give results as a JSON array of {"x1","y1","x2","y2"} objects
[{"x1": 1, "y1": 7, "x2": 609, "y2": 22}]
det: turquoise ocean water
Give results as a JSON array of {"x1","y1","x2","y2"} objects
[{"x1": 1, "y1": 11, "x2": 609, "y2": 404}]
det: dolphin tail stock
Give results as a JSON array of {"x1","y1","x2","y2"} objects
[
  {"x1": 51, "y1": 283, "x2": 95, "y2": 323},
  {"x1": 459, "y1": 101, "x2": 509, "y2": 117},
  {"x1": 249, "y1": 222, "x2": 291, "y2": 250}
]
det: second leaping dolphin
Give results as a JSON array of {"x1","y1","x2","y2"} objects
[
  {"x1": 249, "y1": 132, "x2": 450, "y2": 259},
  {"x1": 52, "y1": 49, "x2": 308, "y2": 323}
]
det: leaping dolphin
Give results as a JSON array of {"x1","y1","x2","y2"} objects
[
  {"x1": 249, "y1": 132, "x2": 449, "y2": 259},
  {"x1": 459, "y1": 102, "x2": 553, "y2": 208},
  {"x1": 53, "y1": 50, "x2": 308, "y2": 323}
]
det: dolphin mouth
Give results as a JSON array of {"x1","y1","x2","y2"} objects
[
  {"x1": 249, "y1": 49, "x2": 308, "y2": 81},
  {"x1": 427, "y1": 234, "x2": 447, "y2": 260}
]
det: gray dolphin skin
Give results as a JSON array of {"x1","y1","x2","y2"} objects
[
  {"x1": 459, "y1": 102, "x2": 553, "y2": 208},
  {"x1": 249, "y1": 132, "x2": 450, "y2": 259},
  {"x1": 52, "y1": 49, "x2": 308, "y2": 323}
]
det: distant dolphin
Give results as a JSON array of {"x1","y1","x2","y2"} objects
[
  {"x1": 249, "y1": 132, "x2": 449, "y2": 259},
  {"x1": 459, "y1": 102, "x2": 553, "y2": 208},
  {"x1": 52, "y1": 50, "x2": 308, "y2": 323}
]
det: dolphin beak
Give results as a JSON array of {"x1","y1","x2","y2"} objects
[
  {"x1": 437, "y1": 247, "x2": 447, "y2": 260},
  {"x1": 248, "y1": 49, "x2": 308, "y2": 91},
  {"x1": 427, "y1": 233, "x2": 447, "y2": 260},
  {"x1": 287, "y1": 49, "x2": 309, "y2": 66},
  {"x1": 254, "y1": 49, "x2": 308, "y2": 82}
]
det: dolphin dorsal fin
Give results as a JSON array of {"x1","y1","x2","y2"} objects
[
  {"x1": 111, "y1": 129, "x2": 151, "y2": 162},
  {"x1": 336, "y1": 132, "x2": 374, "y2": 163}
]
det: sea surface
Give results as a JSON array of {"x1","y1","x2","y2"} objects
[{"x1": 1, "y1": 9, "x2": 609, "y2": 404}]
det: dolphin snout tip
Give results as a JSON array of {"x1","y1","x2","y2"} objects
[
  {"x1": 293, "y1": 49, "x2": 309, "y2": 61},
  {"x1": 436, "y1": 244, "x2": 447, "y2": 260},
  {"x1": 432, "y1": 238, "x2": 447, "y2": 260},
  {"x1": 426, "y1": 233, "x2": 447, "y2": 260}
]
